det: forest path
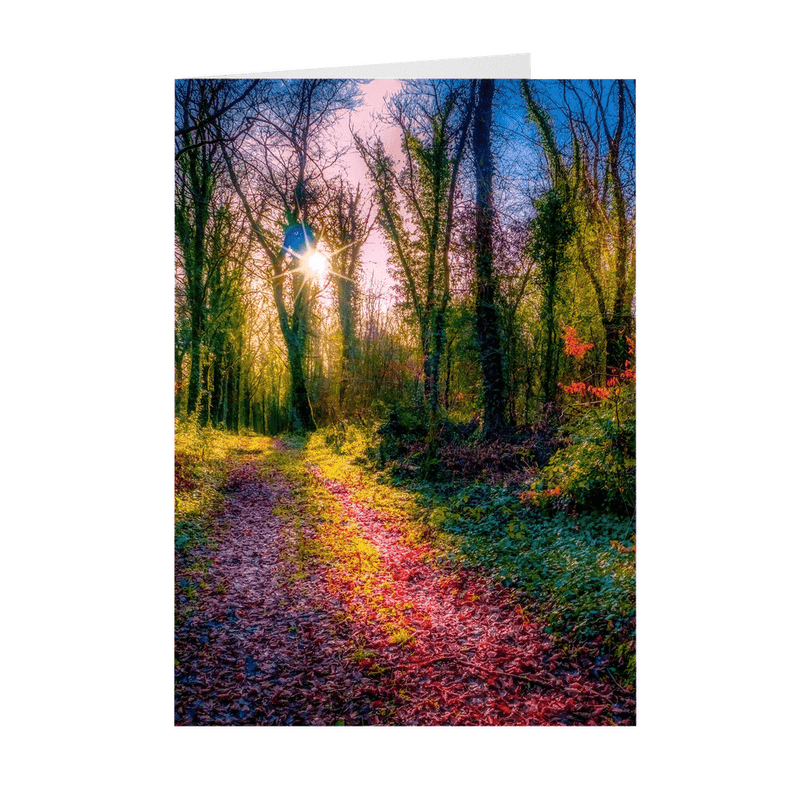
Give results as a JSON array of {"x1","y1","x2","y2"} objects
[{"x1": 174, "y1": 438, "x2": 634, "y2": 726}]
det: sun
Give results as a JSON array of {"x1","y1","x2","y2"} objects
[{"x1": 306, "y1": 250, "x2": 329, "y2": 281}]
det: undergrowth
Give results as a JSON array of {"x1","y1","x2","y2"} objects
[
  {"x1": 174, "y1": 418, "x2": 271, "y2": 624},
  {"x1": 303, "y1": 422, "x2": 636, "y2": 687}
]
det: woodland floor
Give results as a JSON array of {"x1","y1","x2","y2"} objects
[{"x1": 174, "y1": 439, "x2": 635, "y2": 726}]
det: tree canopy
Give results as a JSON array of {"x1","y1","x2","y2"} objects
[{"x1": 175, "y1": 78, "x2": 636, "y2": 446}]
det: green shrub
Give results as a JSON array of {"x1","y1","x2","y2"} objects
[{"x1": 538, "y1": 386, "x2": 635, "y2": 514}]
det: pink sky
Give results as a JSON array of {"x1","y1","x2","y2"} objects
[{"x1": 332, "y1": 80, "x2": 404, "y2": 300}]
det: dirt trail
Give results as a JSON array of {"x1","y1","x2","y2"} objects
[
  {"x1": 316, "y1": 472, "x2": 632, "y2": 725},
  {"x1": 175, "y1": 445, "x2": 634, "y2": 726},
  {"x1": 174, "y1": 457, "x2": 388, "y2": 725}
]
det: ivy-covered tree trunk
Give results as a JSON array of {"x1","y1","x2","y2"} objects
[
  {"x1": 443, "y1": 333, "x2": 455, "y2": 410},
  {"x1": 528, "y1": 189, "x2": 576, "y2": 406},
  {"x1": 186, "y1": 325, "x2": 202, "y2": 415},
  {"x1": 421, "y1": 312, "x2": 445, "y2": 434},
  {"x1": 219, "y1": 163, "x2": 318, "y2": 433},
  {"x1": 354, "y1": 84, "x2": 476, "y2": 474},
  {"x1": 541, "y1": 272, "x2": 559, "y2": 404},
  {"x1": 198, "y1": 355, "x2": 211, "y2": 427},
  {"x1": 181, "y1": 163, "x2": 210, "y2": 418},
  {"x1": 287, "y1": 345, "x2": 316, "y2": 432},
  {"x1": 174, "y1": 350, "x2": 185, "y2": 417},
  {"x1": 473, "y1": 79, "x2": 506, "y2": 438},
  {"x1": 273, "y1": 262, "x2": 317, "y2": 433},
  {"x1": 209, "y1": 355, "x2": 223, "y2": 425}
]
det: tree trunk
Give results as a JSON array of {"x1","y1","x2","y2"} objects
[
  {"x1": 473, "y1": 79, "x2": 506, "y2": 438},
  {"x1": 292, "y1": 293, "x2": 317, "y2": 432},
  {"x1": 604, "y1": 312, "x2": 633, "y2": 376},
  {"x1": 186, "y1": 311, "x2": 202, "y2": 415},
  {"x1": 209, "y1": 355, "x2": 223, "y2": 426},
  {"x1": 542, "y1": 277, "x2": 558, "y2": 404},
  {"x1": 524, "y1": 361, "x2": 533, "y2": 426},
  {"x1": 241, "y1": 374, "x2": 251, "y2": 430},
  {"x1": 228, "y1": 361, "x2": 239, "y2": 433},
  {"x1": 443, "y1": 334, "x2": 454, "y2": 410},
  {"x1": 199, "y1": 353, "x2": 210, "y2": 427},
  {"x1": 175, "y1": 351, "x2": 185, "y2": 417},
  {"x1": 287, "y1": 343, "x2": 316, "y2": 432},
  {"x1": 337, "y1": 276, "x2": 356, "y2": 415}
]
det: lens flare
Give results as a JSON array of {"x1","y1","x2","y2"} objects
[{"x1": 307, "y1": 250, "x2": 328, "y2": 281}]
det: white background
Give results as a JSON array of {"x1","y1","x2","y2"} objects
[{"x1": 3, "y1": 2, "x2": 797, "y2": 797}]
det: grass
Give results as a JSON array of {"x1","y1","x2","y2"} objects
[
  {"x1": 387, "y1": 627, "x2": 415, "y2": 646},
  {"x1": 174, "y1": 419, "x2": 273, "y2": 623},
  {"x1": 302, "y1": 423, "x2": 636, "y2": 687},
  {"x1": 304, "y1": 427, "x2": 463, "y2": 564},
  {"x1": 175, "y1": 418, "x2": 239, "y2": 549},
  {"x1": 265, "y1": 437, "x2": 420, "y2": 646}
]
